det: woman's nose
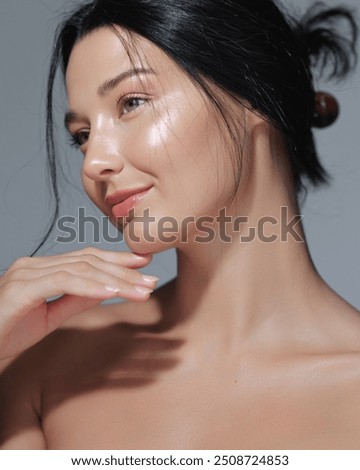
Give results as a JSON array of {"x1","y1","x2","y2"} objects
[{"x1": 82, "y1": 134, "x2": 125, "y2": 180}]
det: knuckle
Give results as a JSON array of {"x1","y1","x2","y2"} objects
[
  {"x1": 1, "y1": 279, "x2": 24, "y2": 298},
  {"x1": 82, "y1": 246, "x2": 101, "y2": 256},
  {"x1": 5, "y1": 268, "x2": 30, "y2": 281},
  {"x1": 120, "y1": 266, "x2": 133, "y2": 279},
  {"x1": 75, "y1": 261, "x2": 91, "y2": 273},
  {"x1": 9, "y1": 257, "x2": 32, "y2": 271},
  {"x1": 83, "y1": 254, "x2": 100, "y2": 264},
  {"x1": 53, "y1": 270, "x2": 71, "y2": 282}
]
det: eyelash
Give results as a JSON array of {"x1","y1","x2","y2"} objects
[{"x1": 69, "y1": 93, "x2": 149, "y2": 149}]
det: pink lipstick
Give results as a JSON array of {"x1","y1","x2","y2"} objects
[{"x1": 106, "y1": 186, "x2": 152, "y2": 219}]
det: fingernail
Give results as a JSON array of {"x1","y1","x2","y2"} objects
[
  {"x1": 132, "y1": 253, "x2": 152, "y2": 259},
  {"x1": 141, "y1": 275, "x2": 160, "y2": 285},
  {"x1": 133, "y1": 255, "x2": 149, "y2": 261},
  {"x1": 134, "y1": 286, "x2": 153, "y2": 295},
  {"x1": 105, "y1": 286, "x2": 120, "y2": 293}
]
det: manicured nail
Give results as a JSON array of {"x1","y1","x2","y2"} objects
[
  {"x1": 141, "y1": 275, "x2": 160, "y2": 285},
  {"x1": 132, "y1": 253, "x2": 152, "y2": 260},
  {"x1": 105, "y1": 286, "x2": 120, "y2": 293},
  {"x1": 134, "y1": 286, "x2": 153, "y2": 295}
]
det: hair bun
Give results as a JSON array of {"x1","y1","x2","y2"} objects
[{"x1": 294, "y1": 1, "x2": 358, "y2": 81}]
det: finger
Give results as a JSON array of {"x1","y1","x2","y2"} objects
[
  {"x1": 19, "y1": 248, "x2": 153, "y2": 269},
  {"x1": 3, "y1": 271, "x2": 154, "y2": 316},
  {"x1": 58, "y1": 248, "x2": 153, "y2": 268},
  {"x1": 8, "y1": 260, "x2": 159, "y2": 289},
  {"x1": 45, "y1": 283, "x2": 151, "y2": 332}
]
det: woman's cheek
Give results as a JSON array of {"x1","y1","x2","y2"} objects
[{"x1": 144, "y1": 113, "x2": 174, "y2": 149}]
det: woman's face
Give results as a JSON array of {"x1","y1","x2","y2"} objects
[{"x1": 65, "y1": 27, "x2": 246, "y2": 253}]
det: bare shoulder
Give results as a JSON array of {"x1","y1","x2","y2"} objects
[
  {"x1": 325, "y1": 296, "x2": 360, "y2": 353},
  {"x1": 0, "y1": 281, "x2": 170, "y2": 388},
  {"x1": 0, "y1": 294, "x2": 161, "y2": 449},
  {"x1": 300, "y1": 296, "x2": 360, "y2": 447},
  {"x1": 0, "y1": 280, "x2": 169, "y2": 377},
  {"x1": 0, "y1": 339, "x2": 49, "y2": 448},
  {"x1": 304, "y1": 280, "x2": 360, "y2": 355},
  {"x1": 328, "y1": 349, "x2": 360, "y2": 448}
]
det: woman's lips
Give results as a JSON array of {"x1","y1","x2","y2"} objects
[{"x1": 111, "y1": 188, "x2": 152, "y2": 219}]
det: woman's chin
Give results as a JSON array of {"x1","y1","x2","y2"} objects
[{"x1": 123, "y1": 225, "x2": 178, "y2": 255}]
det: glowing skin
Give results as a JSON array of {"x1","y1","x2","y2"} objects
[
  {"x1": 2, "y1": 26, "x2": 360, "y2": 450},
  {"x1": 64, "y1": 26, "x2": 334, "y2": 357},
  {"x1": 65, "y1": 28, "x2": 241, "y2": 253}
]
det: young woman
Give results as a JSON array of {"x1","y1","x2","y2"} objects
[{"x1": 0, "y1": 0, "x2": 359, "y2": 450}]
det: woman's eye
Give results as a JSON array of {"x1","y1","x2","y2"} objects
[
  {"x1": 121, "y1": 96, "x2": 148, "y2": 115},
  {"x1": 68, "y1": 96, "x2": 148, "y2": 149},
  {"x1": 70, "y1": 131, "x2": 89, "y2": 148}
]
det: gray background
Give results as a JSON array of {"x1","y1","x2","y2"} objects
[{"x1": 0, "y1": 0, "x2": 359, "y2": 308}]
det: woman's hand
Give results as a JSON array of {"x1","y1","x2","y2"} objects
[{"x1": 0, "y1": 247, "x2": 158, "y2": 361}]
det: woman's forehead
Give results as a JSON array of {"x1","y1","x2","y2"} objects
[{"x1": 65, "y1": 26, "x2": 182, "y2": 94}]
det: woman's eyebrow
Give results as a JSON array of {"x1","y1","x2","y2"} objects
[
  {"x1": 97, "y1": 67, "x2": 156, "y2": 97},
  {"x1": 64, "y1": 111, "x2": 78, "y2": 133},
  {"x1": 64, "y1": 67, "x2": 156, "y2": 131}
]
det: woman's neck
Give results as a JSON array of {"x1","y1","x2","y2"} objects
[
  {"x1": 154, "y1": 125, "x2": 327, "y2": 364},
  {"x1": 172, "y1": 210, "x2": 321, "y2": 352}
]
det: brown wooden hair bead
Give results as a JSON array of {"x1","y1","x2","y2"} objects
[{"x1": 312, "y1": 92, "x2": 340, "y2": 128}]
